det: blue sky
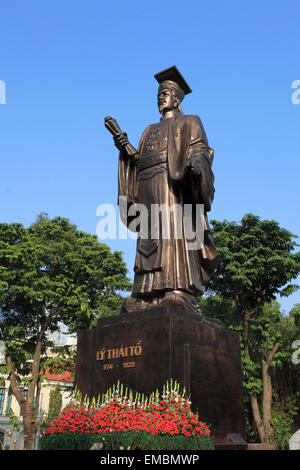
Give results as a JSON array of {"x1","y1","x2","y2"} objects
[{"x1": 0, "y1": 0, "x2": 299, "y2": 313}]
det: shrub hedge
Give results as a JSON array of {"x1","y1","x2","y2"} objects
[{"x1": 39, "y1": 430, "x2": 214, "y2": 450}]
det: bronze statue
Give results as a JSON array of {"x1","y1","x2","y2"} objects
[{"x1": 105, "y1": 66, "x2": 219, "y2": 313}]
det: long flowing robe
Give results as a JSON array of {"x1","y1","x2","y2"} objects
[{"x1": 118, "y1": 112, "x2": 219, "y2": 299}]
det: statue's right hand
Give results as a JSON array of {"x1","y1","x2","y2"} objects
[{"x1": 113, "y1": 133, "x2": 129, "y2": 151}]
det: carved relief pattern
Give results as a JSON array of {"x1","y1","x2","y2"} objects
[{"x1": 143, "y1": 126, "x2": 167, "y2": 155}]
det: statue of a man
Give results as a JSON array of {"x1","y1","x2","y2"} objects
[{"x1": 112, "y1": 66, "x2": 219, "y2": 313}]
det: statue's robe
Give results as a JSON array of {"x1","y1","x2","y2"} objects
[{"x1": 118, "y1": 112, "x2": 219, "y2": 299}]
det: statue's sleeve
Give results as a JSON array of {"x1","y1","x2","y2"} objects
[
  {"x1": 118, "y1": 125, "x2": 153, "y2": 228},
  {"x1": 185, "y1": 116, "x2": 215, "y2": 213},
  {"x1": 184, "y1": 116, "x2": 219, "y2": 277}
]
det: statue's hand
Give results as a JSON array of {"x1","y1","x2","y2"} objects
[
  {"x1": 189, "y1": 156, "x2": 202, "y2": 176},
  {"x1": 114, "y1": 133, "x2": 129, "y2": 151}
]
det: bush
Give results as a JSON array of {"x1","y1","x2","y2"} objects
[
  {"x1": 272, "y1": 393, "x2": 299, "y2": 449},
  {"x1": 39, "y1": 430, "x2": 213, "y2": 450},
  {"x1": 39, "y1": 381, "x2": 214, "y2": 451}
]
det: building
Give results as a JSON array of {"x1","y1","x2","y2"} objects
[{"x1": 0, "y1": 331, "x2": 76, "y2": 450}]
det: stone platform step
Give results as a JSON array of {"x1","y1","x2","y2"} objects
[{"x1": 213, "y1": 434, "x2": 277, "y2": 450}]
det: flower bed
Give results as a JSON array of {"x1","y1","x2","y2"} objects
[{"x1": 39, "y1": 381, "x2": 214, "y2": 450}]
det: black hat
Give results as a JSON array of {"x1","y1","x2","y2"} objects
[{"x1": 154, "y1": 66, "x2": 192, "y2": 97}]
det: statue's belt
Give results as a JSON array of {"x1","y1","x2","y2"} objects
[{"x1": 138, "y1": 153, "x2": 167, "y2": 172}]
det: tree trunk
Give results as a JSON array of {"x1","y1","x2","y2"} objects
[
  {"x1": 7, "y1": 338, "x2": 43, "y2": 450},
  {"x1": 22, "y1": 409, "x2": 38, "y2": 450},
  {"x1": 261, "y1": 343, "x2": 280, "y2": 447},
  {"x1": 250, "y1": 393, "x2": 266, "y2": 442},
  {"x1": 261, "y1": 359, "x2": 276, "y2": 445},
  {"x1": 250, "y1": 362, "x2": 276, "y2": 445},
  {"x1": 242, "y1": 309, "x2": 252, "y2": 360},
  {"x1": 241, "y1": 305, "x2": 279, "y2": 447},
  {"x1": 250, "y1": 346, "x2": 280, "y2": 447},
  {"x1": 242, "y1": 309, "x2": 266, "y2": 442}
]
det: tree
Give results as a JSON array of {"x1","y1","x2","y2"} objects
[
  {"x1": 0, "y1": 216, "x2": 131, "y2": 449},
  {"x1": 271, "y1": 303, "x2": 300, "y2": 447},
  {"x1": 289, "y1": 303, "x2": 300, "y2": 329},
  {"x1": 199, "y1": 295, "x2": 300, "y2": 447},
  {"x1": 206, "y1": 214, "x2": 300, "y2": 446}
]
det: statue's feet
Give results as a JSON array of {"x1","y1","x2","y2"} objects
[
  {"x1": 121, "y1": 296, "x2": 160, "y2": 313},
  {"x1": 121, "y1": 291, "x2": 201, "y2": 314},
  {"x1": 159, "y1": 290, "x2": 201, "y2": 313}
]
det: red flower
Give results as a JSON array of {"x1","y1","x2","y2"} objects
[{"x1": 44, "y1": 390, "x2": 211, "y2": 443}]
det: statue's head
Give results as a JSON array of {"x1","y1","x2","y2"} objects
[
  {"x1": 157, "y1": 82, "x2": 184, "y2": 115},
  {"x1": 155, "y1": 66, "x2": 192, "y2": 116}
]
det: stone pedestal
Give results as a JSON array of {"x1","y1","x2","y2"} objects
[{"x1": 75, "y1": 305, "x2": 246, "y2": 441}]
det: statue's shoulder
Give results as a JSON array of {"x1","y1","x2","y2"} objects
[
  {"x1": 142, "y1": 123, "x2": 155, "y2": 133},
  {"x1": 177, "y1": 114, "x2": 203, "y2": 129},
  {"x1": 140, "y1": 123, "x2": 154, "y2": 137},
  {"x1": 181, "y1": 114, "x2": 202, "y2": 123},
  {"x1": 179, "y1": 114, "x2": 208, "y2": 142}
]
